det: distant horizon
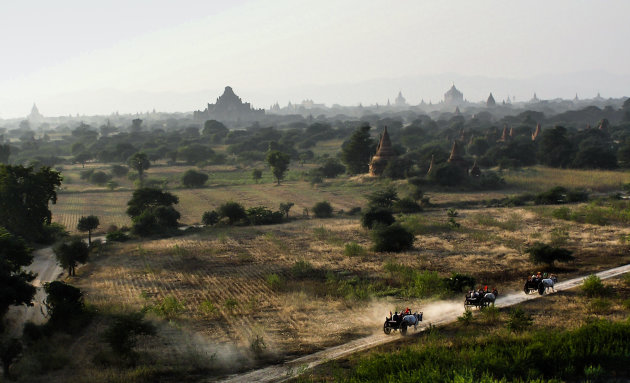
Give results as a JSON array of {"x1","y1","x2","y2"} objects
[
  {"x1": 1, "y1": 1, "x2": 629, "y2": 119},
  {"x1": 1, "y1": 69, "x2": 628, "y2": 120}
]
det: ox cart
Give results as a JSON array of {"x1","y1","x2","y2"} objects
[
  {"x1": 524, "y1": 274, "x2": 558, "y2": 295},
  {"x1": 383, "y1": 311, "x2": 423, "y2": 336},
  {"x1": 464, "y1": 288, "x2": 498, "y2": 309}
]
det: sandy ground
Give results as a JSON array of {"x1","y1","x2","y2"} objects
[{"x1": 219, "y1": 263, "x2": 630, "y2": 383}]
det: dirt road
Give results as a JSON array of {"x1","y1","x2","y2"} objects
[
  {"x1": 220, "y1": 263, "x2": 630, "y2": 383},
  {"x1": 5, "y1": 246, "x2": 64, "y2": 336}
]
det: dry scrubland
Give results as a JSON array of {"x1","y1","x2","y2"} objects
[
  {"x1": 33, "y1": 161, "x2": 630, "y2": 381},
  {"x1": 59, "y1": 205, "x2": 630, "y2": 375}
]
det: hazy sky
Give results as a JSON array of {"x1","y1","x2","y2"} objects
[{"x1": 1, "y1": 0, "x2": 629, "y2": 118}]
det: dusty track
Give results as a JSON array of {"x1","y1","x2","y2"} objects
[{"x1": 220, "y1": 263, "x2": 630, "y2": 383}]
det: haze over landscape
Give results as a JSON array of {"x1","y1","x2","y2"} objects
[{"x1": 1, "y1": 0, "x2": 629, "y2": 117}]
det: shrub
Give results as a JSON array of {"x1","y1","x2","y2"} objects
[
  {"x1": 181, "y1": 169, "x2": 208, "y2": 188},
  {"x1": 371, "y1": 223, "x2": 414, "y2": 252},
  {"x1": 525, "y1": 242, "x2": 574, "y2": 267},
  {"x1": 535, "y1": 186, "x2": 567, "y2": 205},
  {"x1": 366, "y1": 186, "x2": 398, "y2": 208},
  {"x1": 443, "y1": 273, "x2": 476, "y2": 293},
  {"x1": 218, "y1": 201, "x2": 247, "y2": 225},
  {"x1": 361, "y1": 206, "x2": 395, "y2": 229},
  {"x1": 457, "y1": 310, "x2": 473, "y2": 325},
  {"x1": 567, "y1": 189, "x2": 589, "y2": 202},
  {"x1": 265, "y1": 273, "x2": 284, "y2": 290},
  {"x1": 393, "y1": 197, "x2": 422, "y2": 213},
  {"x1": 249, "y1": 335, "x2": 267, "y2": 359},
  {"x1": 588, "y1": 298, "x2": 612, "y2": 314},
  {"x1": 290, "y1": 260, "x2": 313, "y2": 278},
  {"x1": 246, "y1": 206, "x2": 284, "y2": 225},
  {"x1": 506, "y1": 308, "x2": 533, "y2": 332},
  {"x1": 552, "y1": 206, "x2": 572, "y2": 220},
  {"x1": 111, "y1": 164, "x2": 129, "y2": 178},
  {"x1": 581, "y1": 275, "x2": 611, "y2": 297},
  {"x1": 90, "y1": 171, "x2": 111, "y2": 185},
  {"x1": 312, "y1": 201, "x2": 333, "y2": 218},
  {"x1": 146, "y1": 296, "x2": 184, "y2": 319},
  {"x1": 344, "y1": 242, "x2": 367, "y2": 257},
  {"x1": 102, "y1": 312, "x2": 155, "y2": 358},
  {"x1": 106, "y1": 230, "x2": 129, "y2": 242},
  {"x1": 202, "y1": 210, "x2": 219, "y2": 225}
]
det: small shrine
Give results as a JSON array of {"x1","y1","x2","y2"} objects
[{"x1": 369, "y1": 127, "x2": 397, "y2": 176}]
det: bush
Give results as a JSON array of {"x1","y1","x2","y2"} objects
[
  {"x1": 457, "y1": 310, "x2": 473, "y2": 325},
  {"x1": 43, "y1": 281, "x2": 89, "y2": 332},
  {"x1": 344, "y1": 242, "x2": 367, "y2": 257},
  {"x1": 361, "y1": 206, "x2": 395, "y2": 229},
  {"x1": 588, "y1": 298, "x2": 613, "y2": 314},
  {"x1": 443, "y1": 273, "x2": 476, "y2": 293},
  {"x1": 181, "y1": 169, "x2": 208, "y2": 188},
  {"x1": 290, "y1": 260, "x2": 314, "y2": 278},
  {"x1": 265, "y1": 273, "x2": 284, "y2": 290},
  {"x1": 371, "y1": 223, "x2": 414, "y2": 252},
  {"x1": 393, "y1": 197, "x2": 422, "y2": 213},
  {"x1": 567, "y1": 189, "x2": 589, "y2": 202},
  {"x1": 506, "y1": 307, "x2": 533, "y2": 332},
  {"x1": 525, "y1": 242, "x2": 574, "y2": 267},
  {"x1": 102, "y1": 312, "x2": 156, "y2": 359},
  {"x1": 90, "y1": 171, "x2": 111, "y2": 185},
  {"x1": 246, "y1": 206, "x2": 284, "y2": 225},
  {"x1": 535, "y1": 186, "x2": 567, "y2": 205},
  {"x1": 201, "y1": 210, "x2": 219, "y2": 225},
  {"x1": 312, "y1": 201, "x2": 333, "y2": 218},
  {"x1": 111, "y1": 165, "x2": 129, "y2": 178},
  {"x1": 106, "y1": 230, "x2": 129, "y2": 242},
  {"x1": 145, "y1": 296, "x2": 184, "y2": 319},
  {"x1": 581, "y1": 275, "x2": 612, "y2": 297},
  {"x1": 218, "y1": 201, "x2": 247, "y2": 225}
]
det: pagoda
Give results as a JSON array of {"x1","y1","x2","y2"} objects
[
  {"x1": 447, "y1": 141, "x2": 466, "y2": 167},
  {"x1": 369, "y1": 127, "x2": 397, "y2": 176}
]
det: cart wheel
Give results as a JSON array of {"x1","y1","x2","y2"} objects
[
  {"x1": 538, "y1": 283, "x2": 545, "y2": 295},
  {"x1": 401, "y1": 323, "x2": 408, "y2": 336},
  {"x1": 523, "y1": 284, "x2": 529, "y2": 294}
]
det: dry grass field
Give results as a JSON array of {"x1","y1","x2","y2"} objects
[{"x1": 58, "y1": 205, "x2": 630, "y2": 377}]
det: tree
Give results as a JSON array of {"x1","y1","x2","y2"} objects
[
  {"x1": 252, "y1": 169, "x2": 263, "y2": 183},
  {"x1": 371, "y1": 223, "x2": 414, "y2": 252},
  {"x1": 74, "y1": 152, "x2": 92, "y2": 168},
  {"x1": 202, "y1": 120, "x2": 229, "y2": 140},
  {"x1": 111, "y1": 164, "x2": 129, "y2": 178},
  {"x1": 77, "y1": 215, "x2": 99, "y2": 246},
  {"x1": 312, "y1": 201, "x2": 333, "y2": 218},
  {"x1": 0, "y1": 228, "x2": 36, "y2": 332},
  {"x1": 266, "y1": 150, "x2": 291, "y2": 185},
  {"x1": 181, "y1": 169, "x2": 208, "y2": 188},
  {"x1": 0, "y1": 144, "x2": 11, "y2": 164},
  {"x1": 202, "y1": 211, "x2": 219, "y2": 226},
  {"x1": 54, "y1": 236, "x2": 89, "y2": 276},
  {"x1": 103, "y1": 312, "x2": 155, "y2": 360},
  {"x1": 361, "y1": 206, "x2": 395, "y2": 229},
  {"x1": 366, "y1": 186, "x2": 399, "y2": 208},
  {"x1": 525, "y1": 242, "x2": 574, "y2": 268},
  {"x1": 341, "y1": 124, "x2": 374, "y2": 174},
  {"x1": 44, "y1": 281, "x2": 87, "y2": 332},
  {"x1": 218, "y1": 201, "x2": 247, "y2": 225},
  {"x1": 126, "y1": 188, "x2": 179, "y2": 218},
  {"x1": 128, "y1": 152, "x2": 151, "y2": 187},
  {"x1": 126, "y1": 188, "x2": 180, "y2": 236},
  {"x1": 537, "y1": 126, "x2": 574, "y2": 168},
  {"x1": 90, "y1": 170, "x2": 111, "y2": 185},
  {"x1": 177, "y1": 144, "x2": 214, "y2": 165},
  {"x1": 0, "y1": 165, "x2": 62, "y2": 242},
  {"x1": 279, "y1": 202, "x2": 294, "y2": 219},
  {"x1": 318, "y1": 159, "x2": 346, "y2": 178}
]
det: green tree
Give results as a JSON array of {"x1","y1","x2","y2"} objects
[
  {"x1": 126, "y1": 188, "x2": 180, "y2": 236},
  {"x1": 74, "y1": 152, "x2": 92, "y2": 168},
  {"x1": 103, "y1": 312, "x2": 155, "y2": 360},
  {"x1": 361, "y1": 206, "x2": 395, "y2": 229},
  {"x1": 77, "y1": 215, "x2": 99, "y2": 246},
  {"x1": 537, "y1": 126, "x2": 574, "y2": 168},
  {"x1": 43, "y1": 281, "x2": 86, "y2": 330},
  {"x1": 128, "y1": 152, "x2": 151, "y2": 187},
  {"x1": 111, "y1": 164, "x2": 129, "y2": 178},
  {"x1": 202, "y1": 120, "x2": 229, "y2": 140},
  {"x1": 312, "y1": 201, "x2": 333, "y2": 218},
  {"x1": 318, "y1": 158, "x2": 346, "y2": 178},
  {"x1": 53, "y1": 236, "x2": 89, "y2": 276},
  {"x1": 366, "y1": 186, "x2": 399, "y2": 208},
  {"x1": 0, "y1": 228, "x2": 36, "y2": 332},
  {"x1": 218, "y1": 201, "x2": 247, "y2": 225},
  {"x1": 0, "y1": 165, "x2": 62, "y2": 242},
  {"x1": 279, "y1": 202, "x2": 294, "y2": 219},
  {"x1": 181, "y1": 169, "x2": 208, "y2": 188},
  {"x1": 525, "y1": 242, "x2": 574, "y2": 268},
  {"x1": 266, "y1": 150, "x2": 291, "y2": 185},
  {"x1": 252, "y1": 169, "x2": 263, "y2": 183},
  {"x1": 202, "y1": 211, "x2": 219, "y2": 225},
  {"x1": 177, "y1": 144, "x2": 214, "y2": 165},
  {"x1": 341, "y1": 124, "x2": 374, "y2": 174},
  {"x1": 371, "y1": 223, "x2": 414, "y2": 252}
]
